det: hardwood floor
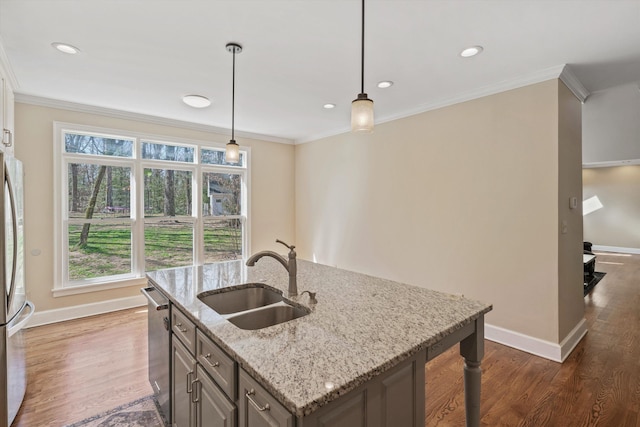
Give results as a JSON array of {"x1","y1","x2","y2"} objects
[
  {"x1": 12, "y1": 308, "x2": 152, "y2": 426},
  {"x1": 426, "y1": 252, "x2": 640, "y2": 426},
  {"x1": 11, "y1": 252, "x2": 640, "y2": 426}
]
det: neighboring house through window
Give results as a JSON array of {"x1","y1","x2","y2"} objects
[{"x1": 53, "y1": 122, "x2": 249, "y2": 295}]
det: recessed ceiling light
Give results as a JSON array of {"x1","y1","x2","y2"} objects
[
  {"x1": 51, "y1": 42, "x2": 80, "y2": 55},
  {"x1": 460, "y1": 46, "x2": 483, "y2": 58},
  {"x1": 323, "y1": 103, "x2": 336, "y2": 109},
  {"x1": 183, "y1": 95, "x2": 211, "y2": 108},
  {"x1": 377, "y1": 81, "x2": 394, "y2": 89}
]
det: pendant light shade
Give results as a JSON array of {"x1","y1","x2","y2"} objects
[
  {"x1": 351, "y1": 0, "x2": 374, "y2": 133},
  {"x1": 351, "y1": 94, "x2": 374, "y2": 132},
  {"x1": 225, "y1": 42, "x2": 242, "y2": 164},
  {"x1": 225, "y1": 140, "x2": 240, "y2": 163}
]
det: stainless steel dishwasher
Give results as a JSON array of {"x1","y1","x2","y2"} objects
[{"x1": 141, "y1": 286, "x2": 170, "y2": 423}]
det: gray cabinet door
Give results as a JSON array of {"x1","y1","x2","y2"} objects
[
  {"x1": 374, "y1": 356, "x2": 425, "y2": 427},
  {"x1": 300, "y1": 349, "x2": 425, "y2": 427},
  {"x1": 196, "y1": 365, "x2": 236, "y2": 427},
  {"x1": 238, "y1": 369, "x2": 294, "y2": 427},
  {"x1": 172, "y1": 336, "x2": 196, "y2": 427},
  {"x1": 302, "y1": 390, "x2": 367, "y2": 427}
]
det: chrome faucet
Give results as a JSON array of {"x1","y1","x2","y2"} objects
[{"x1": 246, "y1": 239, "x2": 298, "y2": 297}]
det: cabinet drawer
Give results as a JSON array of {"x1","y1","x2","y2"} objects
[
  {"x1": 238, "y1": 369, "x2": 294, "y2": 427},
  {"x1": 196, "y1": 329, "x2": 236, "y2": 400},
  {"x1": 171, "y1": 306, "x2": 196, "y2": 354}
]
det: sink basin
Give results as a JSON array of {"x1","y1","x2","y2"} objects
[
  {"x1": 198, "y1": 286, "x2": 284, "y2": 314},
  {"x1": 197, "y1": 284, "x2": 310, "y2": 330},
  {"x1": 226, "y1": 304, "x2": 309, "y2": 330}
]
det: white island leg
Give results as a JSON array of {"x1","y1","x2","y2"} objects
[{"x1": 459, "y1": 315, "x2": 484, "y2": 427}]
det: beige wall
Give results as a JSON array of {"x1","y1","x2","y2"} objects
[
  {"x1": 15, "y1": 103, "x2": 295, "y2": 312},
  {"x1": 557, "y1": 81, "x2": 584, "y2": 340},
  {"x1": 583, "y1": 165, "x2": 640, "y2": 249},
  {"x1": 295, "y1": 79, "x2": 584, "y2": 344},
  {"x1": 583, "y1": 83, "x2": 640, "y2": 164}
]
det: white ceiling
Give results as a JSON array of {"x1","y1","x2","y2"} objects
[{"x1": 1, "y1": 0, "x2": 639, "y2": 143}]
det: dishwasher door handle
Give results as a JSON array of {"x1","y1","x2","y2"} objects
[{"x1": 141, "y1": 287, "x2": 169, "y2": 311}]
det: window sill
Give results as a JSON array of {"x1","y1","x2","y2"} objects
[{"x1": 52, "y1": 276, "x2": 148, "y2": 297}]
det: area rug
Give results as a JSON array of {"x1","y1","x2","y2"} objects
[
  {"x1": 584, "y1": 271, "x2": 606, "y2": 296},
  {"x1": 64, "y1": 395, "x2": 167, "y2": 427}
]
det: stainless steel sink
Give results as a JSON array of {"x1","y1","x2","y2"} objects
[
  {"x1": 198, "y1": 286, "x2": 284, "y2": 314},
  {"x1": 197, "y1": 285, "x2": 310, "y2": 330},
  {"x1": 226, "y1": 303, "x2": 309, "y2": 330}
]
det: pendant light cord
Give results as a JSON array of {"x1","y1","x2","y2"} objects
[
  {"x1": 231, "y1": 48, "x2": 236, "y2": 141},
  {"x1": 360, "y1": 0, "x2": 365, "y2": 95}
]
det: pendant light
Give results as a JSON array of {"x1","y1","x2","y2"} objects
[
  {"x1": 351, "y1": 0, "x2": 374, "y2": 132},
  {"x1": 225, "y1": 42, "x2": 242, "y2": 164}
]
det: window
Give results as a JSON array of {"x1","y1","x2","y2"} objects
[
  {"x1": 67, "y1": 163, "x2": 133, "y2": 281},
  {"x1": 54, "y1": 123, "x2": 249, "y2": 294},
  {"x1": 202, "y1": 172, "x2": 243, "y2": 264}
]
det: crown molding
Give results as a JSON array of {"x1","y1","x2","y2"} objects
[
  {"x1": 559, "y1": 65, "x2": 590, "y2": 103},
  {"x1": 297, "y1": 64, "x2": 575, "y2": 145},
  {"x1": 297, "y1": 125, "x2": 352, "y2": 145},
  {"x1": 583, "y1": 158, "x2": 640, "y2": 168},
  {"x1": 14, "y1": 93, "x2": 294, "y2": 145},
  {"x1": 11, "y1": 61, "x2": 588, "y2": 146},
  {"x1": 0, "y1": 36, "x2": 20, "y2": 89}
]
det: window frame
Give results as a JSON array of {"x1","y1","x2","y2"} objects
[{"x1": 53, "y1": 122, "x2": 250, "y2": 296}]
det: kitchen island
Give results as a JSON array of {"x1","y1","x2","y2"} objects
[{"x1": 146, "y1": 258, "x2": 492, "y2": 426}]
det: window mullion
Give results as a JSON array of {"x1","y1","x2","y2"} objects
[
  {"x1": 61, "y1": 220, "x2": 70, "y2": 285},
  {"x1": 194, "y1": 163, "x2": 204, "y2": 265},
  {"x1": 133, "y1": 140, "x2": 145, "y2": 276}
]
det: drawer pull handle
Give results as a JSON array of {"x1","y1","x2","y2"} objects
[
  {"x1": 186, "y1": 371, "x2": 194, "y2": 394},
  {"x1": 204, "y1": 353, "x2": 220, "y2": 368},
  {"x1": 2, "y1": 129, "x2": 12, "y2": 147},
  {"x1": 191, "y1": 379, "x2": 200, "y2": 403},
  {"x1": 175, "y1": 322, "x2": 188, "y2": 333},
  {"x1": 246, "y1": 389, "x2": 270, "y2": 412}
]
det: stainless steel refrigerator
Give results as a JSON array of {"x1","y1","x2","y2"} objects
[{"x1": 0, "y1": 152, "x2": 34, "y2": 427}]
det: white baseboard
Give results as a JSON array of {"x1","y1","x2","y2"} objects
[
  {"x1": 591, "y1": 245, "x2": 640, "y2": 255},
  {"x1": 557, "y1": 319, "x2": 588, "y2": 362},
  {"x1": 485, "y1": 319, "x2": 587, "y2": 363},
  {"x1": 26, "y1": 295, "x2": 147, "y2": 328}
]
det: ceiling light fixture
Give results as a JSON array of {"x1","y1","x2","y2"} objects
[
  {"x1": 351, "y1": 0, "x2": 374, "y2": 132},
  {"x1": 51, "y1": 42, "x2": 80, "y2": 55},
  {"x1": 183, "y1": 95, "x2": 211, "y2": 108},
  {"x1": 460, "y1": 46, "x2": 483, "y2": 58},
  {"x1": 225, "y1": 42, "x2": 242, "y2": 164},
  {"x1": 323, "y1": 103, "x2": 336, "y2": 109},
  {"x1": 377, "y1": 81, "x2": 393, "y2": 89}
]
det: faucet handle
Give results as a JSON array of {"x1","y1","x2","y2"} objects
[
  {"x1": 300, "y1": 290, "x2": 317, "y2": 304},
  {"x1": 276, "y1": 239, "x2": 295, "y2": 251}
]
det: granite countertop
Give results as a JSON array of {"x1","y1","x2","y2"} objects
[{"x1": 146, "y1": 258, "x2": 492, "y2": 417}]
